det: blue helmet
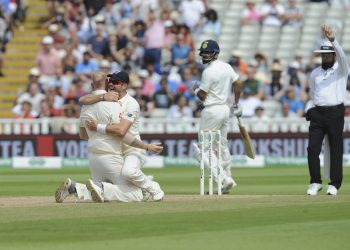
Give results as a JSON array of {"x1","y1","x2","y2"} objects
[
  {"x1": 198, "y1": 40, "x2": 220, "y2": 64},
  {"x1": 198, "y1": 40, "x2": 220, "y2": 54}
]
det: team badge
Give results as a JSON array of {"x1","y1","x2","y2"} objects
[{"x1": 202, "y1": 42, "x2": 208, "y2": 49}]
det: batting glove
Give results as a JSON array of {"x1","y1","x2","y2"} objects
[{"x1": 230, "y1": 104, "x2": 243, "y2": 118}]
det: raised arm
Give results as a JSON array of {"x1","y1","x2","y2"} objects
[
  {"x1": 324, "y1": 25, "x2": 349, "y2": 77},
  {"x1": 79, "y1": 92, "x2": 119, "y2": 105}
]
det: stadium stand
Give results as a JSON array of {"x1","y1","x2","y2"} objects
[{"x1": 0, "y1": 0, "x2": 349, "y2": 131}]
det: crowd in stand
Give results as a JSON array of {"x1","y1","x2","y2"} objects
[
  {"x1": 9, "y1": 0, "x2": 350, "y2": 122},
  {"x1": 0, "y1": 0, "x2": 28, "y2": 77}
]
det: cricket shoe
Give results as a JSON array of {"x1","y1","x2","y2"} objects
[
  {"x1": 142, "y1": 175, "x2": 154, "y2": 201},
  {"x1": 326, "y1": 185, "x2": 337, "y2": 195},
  {"x1": 222, "y1": 177, "x2": 237, "y2": 194},
  {"x1": 142, "y1": 189, "x2": 151, "y2": 201},
  {"x1": 86, "y1": 179, "x2": 104, "y2": 203},
  {"x1": 149, "y1": 181, "x2": 164, "y2": 201},
  {"x1": 55, "y1": 178, "x2": 76, "y2": 203},
  {"x1": 307, "y1": 183, "x2": 322, "y2": 196}
]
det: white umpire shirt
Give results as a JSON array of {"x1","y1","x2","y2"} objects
[
  {"x1": 200, "y1": 60, "x2": 239, "y2": 107},
  {"x1": 310, "y1": 40, "x2": 349, "y2": 106},
  {"x1": 79, "y1": 90, "x2": 123, "y2": 155}
]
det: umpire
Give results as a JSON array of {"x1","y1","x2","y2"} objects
[{"x1": 306, "y1": 25, "x2": 349, "y2": 196}]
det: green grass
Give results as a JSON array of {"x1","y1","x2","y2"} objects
[{"x1": 0, "y1": 167, "x2": 350, "y2": 250}]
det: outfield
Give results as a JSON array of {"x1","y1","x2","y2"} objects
[{"x1": 0, "y1": 167, "x2": 349, "y2": 250}]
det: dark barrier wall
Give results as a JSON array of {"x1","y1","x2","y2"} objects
[{"x1": 1, "y1": 133, "x2": 350, "y2": 158}]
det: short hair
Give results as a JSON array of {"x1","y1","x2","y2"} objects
[{"x1": 91, "y1": 72, "x2": 107, "y2": 88}]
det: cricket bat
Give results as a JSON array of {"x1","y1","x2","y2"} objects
[{"x1": 237, "y1": 117, "x2": 255, "y2": 159}]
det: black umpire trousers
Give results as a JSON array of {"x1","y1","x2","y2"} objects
[{"x1": 307, "y1": 103, "x2": 345, "y2": 189}]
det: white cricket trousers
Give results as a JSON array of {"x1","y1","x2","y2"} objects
[
  {"x1": 199, "y1": 104, "x2": 232, "y2": 177},
  {"x1": 121, "y1": 153, "x2": 154, "y2": 191},
  {"x1": 75, "y1": 152, "x2": 143, "y2": 202}
]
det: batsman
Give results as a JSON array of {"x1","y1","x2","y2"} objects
[{"x1": 193, "y1": 39, "x2": 243, "y2": 194}]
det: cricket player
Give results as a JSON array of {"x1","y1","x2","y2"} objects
[
  {"x1": 80, "y1": 70, "x2": 164, "y2": 201},
  {"x1": 193, "y1": 39, "x2": 243, "y2": 193},
  {"x1": 55, "y1": 72, "x2": 163, "y2": 203}
]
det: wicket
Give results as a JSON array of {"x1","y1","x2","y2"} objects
[{"x1": 199, "y1": 129, "x2": 222, "y2": 195}]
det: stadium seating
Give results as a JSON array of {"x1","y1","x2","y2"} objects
[{"x1": 207, "y1": 0, "x2": 350, "y2": 65}]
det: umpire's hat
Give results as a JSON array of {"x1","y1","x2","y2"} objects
[
  {"x1": 198, "y1": 39, "x2": 220, "y2": 54},
  {"x1": 107, "y1": 71, "x2": 130, "y2": 84},
  {"x1": 313, "y1": 41, "x2": 335, "y2": 53}
]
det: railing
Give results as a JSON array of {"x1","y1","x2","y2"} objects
[{"x1": 2, "y1": 117, "x2": 350, "y2": 135}]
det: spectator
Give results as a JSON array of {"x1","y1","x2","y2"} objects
[
  {"x1": 42, "y1": 5, "x2": 69, "y2": 30},
  {"x1": 171, "y1": 34, "x2": 191, "y2": 66},
  {"x1": 260, "y1": 0, "x2": 285, "y2": 27},
  {"x1": 179, "y1": 0, "x2": 205, "y2": 33},
  {"x1": 37, "y1": 99, "x2": 57, "y2": 118},
  {"x1": 75, "y1": 51, "x2": 99, "y2": 75},
  {"x1": 242, "y1": 66, "x2": 265, "y2": 100},
  {"x1": 283, "y1": 0, "x2": 304, "y2": 27},
  {"x1": 132, "y1": 83, "x2": 152, "y2": 118},
  {"x1": 46, "y1": 88, "x2": 64, "y2": 113},
  {"x1": 48, "y1": 23, "x2": 66, "y2": 45},
  {"x1": 179, "y1": 50, "x2": 204, "y2": 76},
  {"x1": 264, "y1": 62, "x2": 284, "y2": 100},
  {"x1": 132, "y1": 0, "x2": 159, "y2": 21},
  {"x1": 12, "y1": 82, "x2": 46, "y2": 117},
  {"x1": 15, "y1": 101, "x2": 35, "y2": 119},
  {"x1": 87, "y1": 24, "x2": 110, "y2": 57},
  {"x1": 98, "y1": 0, "x2": 121, "y2": 33},
  {"x1": 26, "y1": 67, "x2": 44, "y2": 93},
  {"x1": 143, "y1": 10, "x2": 165, "y2": 73},
  {"x1": 178, "y1": 24, "x2": 195, "y2": 51},
  {"x1": 202, "y1": 9, "x2": 221, "y2": 39},
  {"x1": 100, "y1": 59, "x2": 112, "y2": 74},
  {"x1": 162, "y1": 20, "x2": 176, "y2": 65},
  {"x1": 250, "y1": 106, "x2": 271, "y2": 132},
  {"x1": 279, "y1": 102, "x2": 298, "y2": 118},
  {"x1": 61, "y1": 97, "x2": 80, "y2": 118},
  {"x1": 167, "y1": 94, "x2": 193, "y2": 119},
  {"x1": 239, "y1": 87, "x2": 263, "y2": 117},
  {"x1": 152, "y1": 76, "x2": 173, "y2": 108},
  {"x1": 36, "y1": 36, "x2": 62, "y2": 90},
  {"x1": 138, "y1": 69, "x2": 155, "y2": 98},
  {"x1": 278, "y1": 88, "x2": 304, "y2": 117},
  {"x1": 241, "y1": 0, "x2": 261, "y2": 26},
  {"x1": 228, "y1": 50, "x2": 248, "y2": 76},
  {"x1": 145, "y1": 63, "x2": 161, "y2": 87},
  {"x1": 284, "y1": 61, "x2": 308, "y2": 101}
]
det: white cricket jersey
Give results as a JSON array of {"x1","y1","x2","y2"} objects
[
  {"x1": 79, "y1": 90, "x2": 123, "y2": 155},
  {"x1": 200, "y1": 60, "x2": 239, "y2": 107},
  {"x1": 118, "y1": 92, "x2": 142, "y2": 155},
  {"x1": 310, "y1": 40, "x2": 349, "y2": 106}
]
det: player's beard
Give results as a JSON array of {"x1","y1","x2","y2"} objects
[
  {"x1": 200, "y1": 52, "x2": 217, "y2": 64},
  {"x1": 321, "y1": 60, "x2": 335, "y2": 70}
]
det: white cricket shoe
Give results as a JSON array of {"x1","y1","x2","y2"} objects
[
  {"x1": 142, "y1": 189, "x2": 151, "y2": 201},
  {"x1": 142, "y1": 175, "x2": 154, "y2": 201},
  {"x1": 222, "y1": 177, "x2": 237, "y2": 194},
  {"x1": 149, "y1": 181, "x2": 164, "y2": 201},
  {"x1": 86, "y1": 179, "x2": 104, "y2": 203},
  {"x1": 307, "y1": 183, "x2": 323, "y2": 196},
  {"x1": 55, "y1": 178, "x2": 73, "y2": 203},
  {"x1": 326, "y1": 185, "x2": 338, "y2": 195}
]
